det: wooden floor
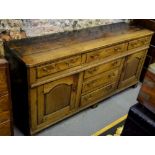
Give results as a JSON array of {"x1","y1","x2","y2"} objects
[{"x1": 14, "y1": 84, "x2": 141, "y2": 136}]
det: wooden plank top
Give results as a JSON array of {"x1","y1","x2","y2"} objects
[{"x1": 6, "y1": 22, "x2": 154, "y2": 67}]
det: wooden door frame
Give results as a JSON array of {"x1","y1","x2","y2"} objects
[
  {"x1": 36, "y1": 75, "x2": 78, "y2": 125},
  {"x1": 119, "y1": 50, "x2": 147, "y2": 88}
]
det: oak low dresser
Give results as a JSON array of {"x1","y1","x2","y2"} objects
[
  {"x1": 5, "y1": 23, "x2": 154, "y2": 135},
  {"x1": 0, "y1": 58, "x2": 13, "y2": 136}
]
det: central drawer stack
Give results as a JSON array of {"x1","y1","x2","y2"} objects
[
  {"x1": 81, "y1": 58, "x2": 123, "y2": 106},
  {"x1": 5, "y1": 24, "x2": 154, "y2": 135},
  {"x1": 80, "y1": 42, "x2": 128, "y2": 107}
]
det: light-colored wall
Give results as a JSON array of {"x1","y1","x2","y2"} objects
[{"x1": 0, "y1": 19, "x2": 128, "y2": 38}]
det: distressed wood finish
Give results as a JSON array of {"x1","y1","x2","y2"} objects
[
  {"x1": 5, "y1": 23, "x2": 154, "y2": 135},
  {"x1": 128, "y1": 36, "x2": 151, "y2": 50},
  {"x1": 37, "y1": 75, "x2": 78, "y2": 125},
  {"x1": 81, "y1": 82, "x2": 117, "y2": 107},
  {"x1": 119, "y1": 50, "x2": 147, "y2": 88},
  {"x1": 86, "y1": 42, "x2": 128, "y2": 63},
  {"x1": 82, "y1": 68, "x2": 120, "y2": 94},
  {"x1": 84, "y1": 59, "x2": 122, "y2": 79},
  {"x1": 0, "y1": 58, "x2": 13, "y2": 136},
  {"x1": 37, "y1": 55, "x2": 81, "y2": 78},
  {"x1": 132, "y1": 20, "x2": 155, "y2": 81}
]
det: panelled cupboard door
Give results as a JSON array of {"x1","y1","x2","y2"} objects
[
  {"x1": 119, "y1": 50, "x2": 147, "y2": 88},
  {"x1": 37, "y1": 75, "x2": 78, "y2": 125}
]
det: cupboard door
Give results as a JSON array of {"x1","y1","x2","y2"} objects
[
  {"x1": 37, "y1": 75, "x2": 78, "y2": 124},
  {"x1": 119, "y1": 50, "x2": 147, "y2": 88}
]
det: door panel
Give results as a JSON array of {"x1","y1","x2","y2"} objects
[
  {"x1": 37, "y1": 75, "x2": 78, "y2": 125},
  {"x1": 119, "y1": 50, "x2": 147, "y2": 88},
  {"x1": 45, "y1": 84, "x2": 71, "y2": 115},
  {"x1": 123, "y1": 57, "x2": 140, "y2": 80}
]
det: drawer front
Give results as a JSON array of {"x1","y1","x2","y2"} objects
[
  {"x1": 37, "y1": 55, "x2": 81, "y2": 78},
  {"x1": 81, "y1": 83, "x2": 117, "y2": 107},
  {"x1": 82, "y1": 69, "x2": 119, "y2": 93},
  {"x1": 0, "y1": 121, "x2": 11, "y2": 136},
  {"x1": 0, "y1": 67, "x2": 7, "y2": 95},
  {"x1": 84, "y1": 59, "x2": 121, "y2": 79},
  {"x1": 0, "y1": 111, "x2": 10, "y2": 124},
  {"x1": 86, "y1": 43, "x2": 127, "y2": 63},
  {"x1": 128, "y1": 36, "x2": 151, "y2": 50},
  {"x1": 0, "y1": 94, "x2": 9, "y2": 113}
]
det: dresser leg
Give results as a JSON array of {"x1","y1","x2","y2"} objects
[
  {"x1": 132, "y1": 83, "x2": 138, "y2": 88},
  {"x1": 91, "y1": 103, "x2": 99, "y2": 109}
]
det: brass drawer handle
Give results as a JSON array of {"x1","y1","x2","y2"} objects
[
  {"x1": 65, "y1": 62, "x2": 70, "y2": 67},
  {"x1": 54, "y1": 63, "x2": 60, "y2": 69},
  {"x1": 65, "y1": 57, "x2": 78, "y2": 66},
  {"x1": 65, "y1": 59, "x2": 77, "y2": 67},
  {"x1": 112, "y1": 61, "x2": 118, "y2": 66},
  {"x1": 141, "y1": 40, "x2": 148, "y2": 45},
  {"x1": 114, "y1": 47, "x2": 121, "y2": 52},
  {"x1": 135, "y1": 57, "x2": 141, "y2": 60},
  {"x1": 70, "y1": 58, "x2": 77, "y2": 64},
  {"x1": 88, "y1": 67, "x2": 98, "y2": 74},
  {"x1": 42, "y1": 64, "x2": 55, "y2": 72},
  {"x1": 105, "y1": 85, "x2": 113, "y2": 91},
  {"x1": 42, "y1": 67, "x2": 48, "y2": 72},
  {"x1": 86, "y1": 83, "x2": 91, "y2": 88},
  {"x1": 90, "y1": 53, "x2": 100, "y2": 59},
  {"x1": 86, "y1": 80, "x2": 96, "y2": 87},
  {"x1": 84, "y1": 94, "x2": 92, "y2": 101},
  {"x1": 131, "y1": 42, "x2": 138, "y2": 47},
  {"x1": 108, "y1": 72, "x2": 115, "y2": 78}
]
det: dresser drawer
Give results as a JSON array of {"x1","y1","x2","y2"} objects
[
  {"x1": 0, "y1": 111, "x2": 10, "y2": 124},
  {"x1": 37, "y1": 55, "x2": 82, "y2": 78},
  {"x1": 128, "y1": 36, "x2": 151, "y2": 50},
  {"x1": 0, "y1": 121, "x2": 11, "y2": 136},
  {"x1": 84, "y1": 59, "x2": 122, "y2": 79},
  {"x1": 86, "y1": 43, "x2": 127, "y2": 63},
  {"x1": 81, "y1": 83, "x2": 117, "y2": 107},
  {"x1": 0, "y1": 67, "x2": 7, "y2": 95},
  {"x1": 82, "y1": 69, "x2": 119, "y2": 93},
  {"x1": 0, "y1": 94, "x2": 9, "y2": 113}
]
